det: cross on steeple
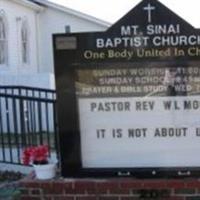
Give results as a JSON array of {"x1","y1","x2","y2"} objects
[{"x1": 143, "y1": 3, "x2": 155, "y2": 23}]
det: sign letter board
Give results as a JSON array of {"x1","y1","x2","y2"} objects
[{"x1": 53, "y1": 0, "x2": 200, "y2": 178}]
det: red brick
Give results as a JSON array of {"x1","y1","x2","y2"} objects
[
  {"x1": 162, "y1": 197, "x2": 185, "y2": 200},
  {"x1": 47, "y1": 182, "x2": 66, "y2": 194},
  {"x1": 20, "y1": 177, "x2": 200, "y2": 200},
  {"x1": 62, "y1": 182, "x2": 74, "y2": 194},
  {"x1": 96, "y1": 181, "x2": 119, "y2": 190},
  {"x1": 95, "y1": 187, "x2": 108, "y2": 194},
  {"x1": 73, "y1": 188, "x2": 87, "y2": 194},
  {"x1": 98, "y1": 197, "x2": 119, "y2": 200},
  {"x1": 96, "y1": 181, "x2": 119, "y2": 194},
  {"x1": 75, "y1": 181, "x2": 96, "y2": 189},
  {"x1": 53, "y1": 197, "x2": 74, "y2": 200},
  {"x1": 20, "y1": 181, "x2": 41, "y2": 188},
  {"x1": 143, "y1": 180, "x2": 167, "y2": 188},
  {"x1": 30, "y1": 189, "x2": 41, "y2": 195},
  {"x1": 64, "y1": 187, "x2": 77, "y2": 194},
  {"x1": 43, "y1": 197, "x2": 52, "y2": 200},
  {"x1": 166, "y1": 180, "x2": 186, "y2": 189},
  {"x1": 76, "y1": 197, "x2": 97, "y2": 200},
  {"x1": 87, "y1": 187, "x2": 98, "y2": 194},
  {"x1": 186, "y1": 180, "x2": 200, "y2": 188},
  {"x1": 109, "y1": 188, "x2": 130, "y2": 194},
  {"x1": 52, "y1": 181, "x2": 67, "y2": 190},
  {"x1": 39, "y1": 182, "x2": 54, "y2": 194},
  {"x1": 51, "y1": 187, "x2": 64, "y2": 194},
  {"x1": 74, "y1": 181, "x2": 96, "y2": 194},
  {"x1": 40, "y1": 182, "x2": 53, "y2": 189},
  {"x1": 64, "y1": 184, "x2": 86, "y2": 194},
  {"x1": 121, "y1": 198, "x2": 139, "y2": 200},
  {"x1": 120, "y1": 180, "x2": 143, "y2": 189}
]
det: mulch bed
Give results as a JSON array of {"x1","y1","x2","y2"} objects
[
  {"x1": 0, "y1": 171, "x2": 24, "y2": 183},
  {"x1": 0, "y1": 171, "x2": 24, "y2": 200}
]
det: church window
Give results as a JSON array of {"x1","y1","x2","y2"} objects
[
  {"x1": 21, "y1": 19, "x2": 29, "y2": 64},
  {"x1": 0, "y1": 13, "x2": 8, "y2": 65}
]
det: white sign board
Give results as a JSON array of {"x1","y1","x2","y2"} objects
[{"x1": 78, "y1": 96, "x2": 200, "y2": 168}]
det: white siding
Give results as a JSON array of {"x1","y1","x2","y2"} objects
[
  {"x1": 0, "y1": 73, "x2": 55, "y2": 88},
  {"x1": 0, "y1": 0, "x2": 109, "y2": 89},
  {"x1": 38, "y1": 7, "x2": 108, "y2": 74},
  {"x1": 1, "y1": 0, "x2": 38, "y2": 75}
]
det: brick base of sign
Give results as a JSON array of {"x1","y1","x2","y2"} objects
[{"x1": 19, "y1": 175, "x2": 200, "y2": 200}]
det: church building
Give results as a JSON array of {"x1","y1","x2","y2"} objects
[{"x1": 0, "y1": 0, "x2": 110, "y2": 88}]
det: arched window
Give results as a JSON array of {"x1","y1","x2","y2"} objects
[
  {"x1": 21, "y1": 19, "x2": 29, "y2": 64},
  {"x1": 0, "y1": 13, "x2": 7, "y2": 65}
]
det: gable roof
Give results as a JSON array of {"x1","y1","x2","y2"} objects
[
  {"x1": 107, "y1": 0, "x2": 195, "y2": 34},
  {"x1": 11, "y1": 0, "x2": 43, "y2": 11},
  {"x1": 29, "y1": 0, "x2": 110, "y2": 28}
]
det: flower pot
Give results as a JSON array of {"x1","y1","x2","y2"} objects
[{"x1": 33, "y1": 163, "x2": 56, "y2": 180}]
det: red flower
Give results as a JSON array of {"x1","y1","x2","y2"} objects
[{"x1": 22, "y1": 145, "x2": 49, "y2": 165}]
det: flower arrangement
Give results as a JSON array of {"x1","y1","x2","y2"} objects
[
  {"x1": 22, "y1": 145, "x2": 57, "y2": 180},
  {"x1": 22, "y1": 145, "x2": 49, "y2": 165}
]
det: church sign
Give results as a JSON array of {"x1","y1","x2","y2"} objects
[{"x1": 53, "y1": 0, "x2": 200, "y2": 177}]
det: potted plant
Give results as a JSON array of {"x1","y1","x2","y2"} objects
[{"x1": 22, "y1": 145, "x2": 56, "y2": 180}]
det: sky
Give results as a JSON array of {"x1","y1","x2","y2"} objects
[{"x1": 49, "y1": 0, "x2": 200, "y2": 28}]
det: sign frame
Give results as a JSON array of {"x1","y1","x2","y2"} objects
[
  {"x1": 53, "y1": 52, "x2": 200, "y2": 178},
  {"x1": 53, "y1": 0, "x2": 200, "y2": 178}
]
